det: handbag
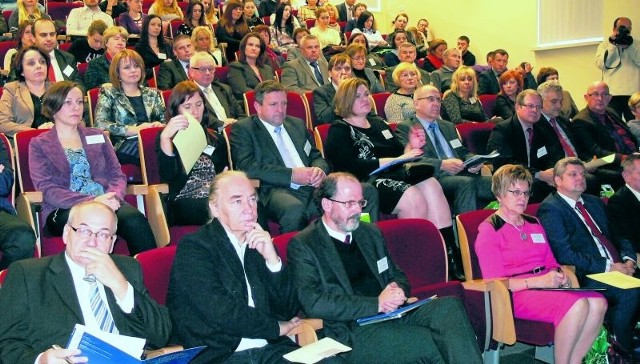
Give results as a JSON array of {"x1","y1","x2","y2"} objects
[{"x1": 584, "y1": 322, "x2": 633, "y2": 364}]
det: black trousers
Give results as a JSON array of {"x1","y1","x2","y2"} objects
[{"x1": 0, "y1": 211, "x2": 36, "y2": 269}]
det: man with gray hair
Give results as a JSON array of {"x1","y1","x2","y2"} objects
[
  {"x1": 384, "y1": 42, "x2": 431, "y2": 92},
  {"x1": 189, "y1": 51, "x2": 246, "y2": 131},
  {"x1": 430, "y1": 48, "x2": 461, "y2": 92}
]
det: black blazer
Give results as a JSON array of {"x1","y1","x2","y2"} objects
[
  {"x1": 487, "y1": 115, "x2": 555, "y2": 174},
  {"x1": 157, "y1": 60, "x2": 189, "y2": 90},
  {"x1": 537, "y1": 115, "x2": 579, "y2": 164},
  {"x1": 287, "y1": 220, "x2": 410, "y2": 345},
  {"x1": 478, "y1": 69, "x2": 500, "y2": 95},
  {"x1": 492, "y1": 94, "x2": 515, "y2": 119},
  {"x1": 336, "y1": 2, "x2": 348, "y2": 22},
  {"x1": 227, "y1": 61, "x2": 275, "y2": 101},
  {"x1": 167, "y1": 219, "x2": 299, "y2": 364},
  {"x1": 0, "y1": 254, "x2": 171, "y2": 364},
  {"x1": 607, "y1": 185, "x2": 640, "y2": 253},
  {"x1": 571, "y1": 107, "x2": 637, "y2": 166}
]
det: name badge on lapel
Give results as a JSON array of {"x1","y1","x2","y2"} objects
[
  {"x1": 381, "y1": 130, "x2": 393, "y2": 139},
  {"x1": 537, "y1": 146, "x2": 547, "y2": 158},
  {"x1": 449, "y1": 139, "x2": 462, "y2": 148},
  {"x1": 85, "y1": 134, "x2": 105, "y2": 144},
  {"x1": 63, "y1": 65, "x2": 74, "y2": 77},
  {"x1": 158, "y1": 53, "x2": 167, "y2": 60},
  {"x1": 203, "y1": 145, "x2": 215, "y2": 156},
  {"x1": 304, "y1": 141, "x2": 311, "y2": 156},
  {"x1": 377, "y1": 257, "x2": 389, "y2": 274}
]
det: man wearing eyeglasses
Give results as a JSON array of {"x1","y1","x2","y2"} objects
[
  {"x1": 571, "y1": 81, "x2": 637, "y2": 184},
  {"x1": 0, "y1": 201, "x2": 171, "y2": 364},
  {"x1": 487, "y1": 89, "x2": 558, "y2": 203},
  {"x1": 538, "y1": 157, "x2": 640, "y2": 355},
  {"x1": 189, "y1": 52, "x2": 246, "y2": 132},
  {"x1": 287, "y1": 172, "x2": 483, "y2": 363}
]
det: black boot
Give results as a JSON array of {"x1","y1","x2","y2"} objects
[{"x1": 440, "y1": 226, "x2": 465, "y2": 281}]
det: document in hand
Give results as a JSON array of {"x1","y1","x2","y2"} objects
[
  {"x1": 283, "y1": 338, "x2": 352, "y2": 364},
  {"x1": 587, "y1": 271, "x2": 640, "y2": 289},
  {"x1": 584, "y1": 154, "x2": 616, "y2": 170},
  {"x1": 172, "y1": 112, "x2": 208, "y2": 174},
  {"x1": 66, "y1": 324, "x2": 205, "y2": 364},
  {"x1": 463, "y1": 150, "x2": 500, "y2": 168},
  {"x1": 356, "y1": 295, "x2": 437, "y2": 326}
]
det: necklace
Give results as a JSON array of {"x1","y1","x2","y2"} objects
[{"x1": 498, "y1": 213, "x2": 527, "y2": 240}]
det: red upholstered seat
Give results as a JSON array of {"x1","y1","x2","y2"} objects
[
  {"x1": 135, "y1": 245, "x2": 177, "y2": 305},
  {"x1": 478, "y1": 94, "x2": 498, "y2": 119},
  {"x1": 455, "y1": 122, "x2": 495, "y2": 155},
  {"x1": 371, "y1": 92, "x2": 391, "y2": 121}
]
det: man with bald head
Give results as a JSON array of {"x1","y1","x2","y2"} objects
[
  {"x1": 0, "y1": 201, "x2": 171, "y2": 364},
  {"x1": 571, "y1": 81, "x2": 637, "y2": 187},
  {"x1": 595, "y1": 17, "x2": 640, "y2": 121},
  {"x1": 430, "y1": 48, "x2": 461, "y2": 93}
]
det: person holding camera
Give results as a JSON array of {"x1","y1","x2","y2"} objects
[{"x1": 595, "y1": 17, "x2": 640, "y2": 122}]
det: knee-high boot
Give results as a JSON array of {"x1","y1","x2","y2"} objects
[{"x1": 440, "y1": 226, "x2": 465, "y2": 281}]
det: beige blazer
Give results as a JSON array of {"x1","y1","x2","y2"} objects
[{"x1": 0, "y1": 81, "x2": 50, "y2": 137}]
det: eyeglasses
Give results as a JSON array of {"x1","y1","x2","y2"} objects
[
  {"x1": 327, "y1": 198, "x2": 368, "y2": 209},
  {"x1": 507, "y1": 190, "x2": 532, "y2": 198},
  {"x1": 520, "y1": 103, "x2": 542, "y2": 111},
  {"x1": 191, "y1": 67, "x2": 215, "y2": 74},
  {"x1": 415, "y1": 96, "x2": 442, "y2": 103},
  {"x1": 587, "y1": 92, "x2": 611, "y2": 98},
  {"x1": 68, "y1": 225, "x2": 115, "y2": 243}
]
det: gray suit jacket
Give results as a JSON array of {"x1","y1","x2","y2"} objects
[
  {"x1": 0, "y1": 254, "x2": 171, "y2": 364},
  {"x1": 157, "y1": 60, "x2": 189, "y2": 90},
  {"x1": 281, "y1": 57, "x2": 329, "y2": 94},
  {"x1": 396, "y1": 117, "x2": 473, "y2": 178}
]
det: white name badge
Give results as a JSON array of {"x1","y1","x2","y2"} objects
[
  {"x1": 63, "y1": 65, "x2": 74, "y2": 77},
  {"x1": 203, "y1": 145, "x2": 215, "y2": 156},
  {"x1": 381, "y1": 129, "x2": 393, "y2": 139},
  {"x1": 304, "y1": 140, "x2": 311, "y2": 156},
  {"x1": 531, "y1": 233, "x2": 546, "y2": 243},
  {"x1": 85, "y1": 134, "x2": 105, "y2": 144},
  {"x1": 377, "y1": 256, "x2": 389, "y2": 274},
  {"x1": 536, "y1": 146, "x2": 547, "y2": 158},
  {"x1": 158, "y1": 53, "x2": 167, "y2": 60},
  {"x1": 368, "y1": 58, "x2": 376, "y2": 66},
  {"x1": 449, "y1": 139, "x2": 462, "y2": 148}
]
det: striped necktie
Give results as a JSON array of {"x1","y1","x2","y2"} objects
[{"x1": 89, "y1": 283, "x2": 118, "y2": 334}]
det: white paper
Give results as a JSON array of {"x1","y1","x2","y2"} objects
[
  {"x1": 283, "y1": 338, "x2": 351, "y2": 364},
  {"x1": 172, "y1": 112, "x2": 208, "y2": 174},
  {"x1": 67, "y1": 324, "x2": 146, "y2": 359}
]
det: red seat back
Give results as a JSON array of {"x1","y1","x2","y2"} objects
[
  {"x1": 456, "y1": 209, "x2": 494, "y2": 280},
  {"x1": 215, "y1": 65, "x2": 229, "y2": 83},
  {"x1": 139, "y1": 127, "x2": 165, "y2": 185},
  {"x1": 272, "y1": 231, "x2": 297, "y2": 265},
  {"x1": 372, "y1": 92, "x2": 391, "y2": 121},
  {"x1": 0, "y1": 41, "x2": 17, "y2": 66},
  {"x1": 478, "y1": 94, "x2": 498, "y2": 119},
  {"x1": 0, "y1": 133, "x2": 14, "y2": 206},
  {"x1": 455, "y1": 122, "x2": 495, "y2": 155},
  {"x1": 14, "y1": 129, "x2": 48, "y2": 193},
  {"x1": 135, "y1": 245, "x2": 177, "y2": 305},
  {"x1": 87, "y1": 87, "x2": 100, "y2": 127},
  {"x1": 47, "y1": 2, "x2": 83, "y2": 22}
]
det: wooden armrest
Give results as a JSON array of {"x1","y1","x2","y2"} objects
[
  {"x1": 57, "y1": 35, "x2": 67, "y2": 42},
  {"x1": 22, "y1": 191, "x2": 43, "y2": 204},
  {"x1": 126, "y1": 184, "x2": 148, "y2": 195},
  {"x1": 153, "y1": 183, "x2": 169, "y2": 194},
  {"x1": 463, "y1": 278, "x2": 516, "y2": 345},
  {"x1": 143, "y1": 345, "x2": 184, "y2": 359},
  {"x1": 290, "y1": 318, "x2": 323, "y2": 346},
  {"x1": 0, "y1": 69, "x2": 8, "y2": 76},
  {"x1": 145, "y1": 185, "x2": 171, "y2": 247}
]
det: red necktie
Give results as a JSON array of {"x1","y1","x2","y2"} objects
[
  {"x1": 344, "y1": 235, "x2": 351, "y2": 245},
  {"x1": 48, "y1": 65, "x2": 57, "y2": 83},
  {"x1": 526, "y1": 127, "x2": 533, "y2": 148},
  {"x1": 549, "y1": 118, "x2": 576, "y2": 157},
  {"x1": 575, "y1": 201, "x2": 620, "y2": 263}
]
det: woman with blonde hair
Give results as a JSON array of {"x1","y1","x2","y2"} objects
[
  {"x1": 148, "y1": 0, "x2": 183, "y2": 22},
  {"x1": 441, "y1": 66, "x2": 488, "y2": 124},
  {"x1": 191, "y1": 25, "x2": 225, "y2": 66},
  {"x1": 384, "y1": 62, "x2": 421, "y2": 123},
  {"x1": 201, "y1": 0, "x2": 218, "y2": 25},
  {"x1": 215, "y1": 0, "x2": 250, "y2": 62},
  {"x1": 9, "y1": 0, "x2": 46, "y2": 31}
]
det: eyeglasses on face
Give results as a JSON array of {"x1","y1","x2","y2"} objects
[
  {"x1": 507, "y1": 189, "x2": 532, "y2": 198},
  {"x1": 191, "y1": 67, "x2": 215, "y2": 74},
  {"x1": 68, "y1": 225, "x2": 115, "y2": 243},
  {"x1": 327, "y1": 198, "x2": 368, "y2": 209}
]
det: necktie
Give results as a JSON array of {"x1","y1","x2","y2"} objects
[
  {"x1": 428, "y1": 123, "x2": 451, "y2": 159},
  {"x1": 310, "y1": 61, "x2": 324, "y2": 85},
  {"x1": 575, "y1": 201, "x2": 620, "y2": 263},
  {"x1": 344, "y1": 235, "x2": 351, "y2": 245},
  {"x1": 274, "y1": 125, "x2": 300, "y2": 189},
  {"x1": 48, "y1": 65, "x2": 57, "y2": 83},
  {"x1": 348, "y1": 7, "x2": 353, "y2": 19},
  {"x1": 204, "y1": 87, "x2": 228, "y2": 121},
  {"x1": 526, "y1": 127, "x2": 533, "y2": 149},
  {"x1": 549, "y1": 118, "x2": 576, "y2": 157},
  {"x1": 89, "y1": 283, "x2": 118, "y2": 334}
]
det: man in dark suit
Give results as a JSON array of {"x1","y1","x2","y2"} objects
[
  {"x1": 571, "y1": 81, "x2": 636, "y2": 189},
  {"x1": 478, "y1": 48, "x2": 508, "y2": 95},
  {"x1": 287, "y1": 172, "x2": 483, "y2": 363},
  {"x1": 384, "y1": 43, "x2": 431, "y2": 92},
  {"x1": 396, "y1": 85, "x2": 493, "y2": 214},
  {"x1": 538, "y1": 157, "x2": 640, "y2": 353},
  {"x1": 0, "y1": 201, "x2": 171, "y2": 364},
  {"x1": 167, "y1": 171, "x2": 301, "y2": 364},
  {"x1": 487, "y1": 89, "x2": 556, "y2": 202},
  {"x1": 537, "y1": 80, "x2": 602, "y2": 195},
  {"x1": 23, "y1": 19, "x2": 85, "y2": 90},
  {"x1": 231, "y1": 80, "x2": 330, "y2": 233},
  {"x1": 157, "y1": 34, "x2": 193, "y2": 90},
  {"x1": 336, "y1": 0, "x2": 356, "y2": 22},
  {"x1": 189, "y1": 51, "x2": 246, "y2": 132},
  {"x1": 607, "y1": 153, "x2": 640, "y2": 254},
  {"x1": 312, "y1": 53, "x2": 353, "y2": 125},
  {"x1": 281, "y1": 35, "x2": 329, "y2": 94}
]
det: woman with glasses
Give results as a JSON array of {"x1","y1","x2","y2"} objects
[
  {"x1": 475, "y1": 164, "x2": 607, "y2": 364},
  {"x1": 344, "y1": 43, "x2": 383, "y2": 93},
  {"x1": 347, "y1": 32, "x2": 386, "y2": 70},
  {"x1": 325, "y1": 78, "x2": 452, "y2": 234},
  {"x1": 441, "y1": 66, "x2": 488, "y2": 124},
  {"x1": 228, "y1": 32, "x2": 276, "y2": 102},
  {"x1": 158, "y1": 81, "x2": 228, "y2": 225},
  {"x1": 94, "y1": 49, "x2": 165, "y2": 165},
  {"x1": 28, "y1": 81, "x2": 156, "y2": 255},
  {"x1": 384, "y1": 62, "x2": 420, "y2": 123},
  {"x1": 493, "y1": 69, "x2": 523, "y2": 119}
]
